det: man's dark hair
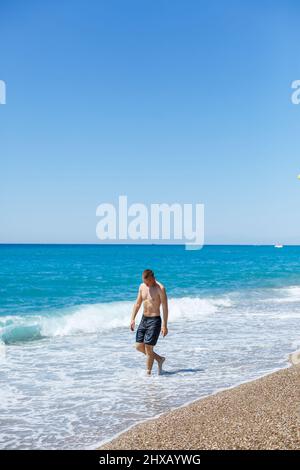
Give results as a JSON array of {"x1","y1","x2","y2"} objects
[{"x1": 143, "y1": 269, "x2": 154, "y2": 279}]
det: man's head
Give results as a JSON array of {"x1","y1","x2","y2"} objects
[{"x1": 142, "y1": 269, "x2": 155, "y2": 287}]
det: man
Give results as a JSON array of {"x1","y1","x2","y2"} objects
[{"x1": 130, "y1": 269, "x2": 168, "y2": 375}]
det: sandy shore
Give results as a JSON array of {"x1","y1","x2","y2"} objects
[{"x1": 99, "y1": 365, "x2": 300, "y2": 450}]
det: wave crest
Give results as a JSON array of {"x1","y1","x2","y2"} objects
[{"x1": 0, "y1": 296, "x2": 232, "y2": 344}]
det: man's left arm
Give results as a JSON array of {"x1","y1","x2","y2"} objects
[{"x1": 160, "y1": 286, "x2": 168, "y2": 337}]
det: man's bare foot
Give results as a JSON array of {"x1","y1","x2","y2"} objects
[{"x1": 157, "y1": 356, "x2": 165, "y2": 375}]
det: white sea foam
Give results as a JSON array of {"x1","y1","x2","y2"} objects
[
  {"x1": 271, "y1": 286, "x2": 300, "y2": 303},
  {"x1": 258, "y1": 285, "x2": 300, "y2": 306},
  {"x1": 0, "y1": 296, "x2": 232, "y2": 344},
  {"x1": 0, "y1": 340, "x2": 6, "y2": 360}
]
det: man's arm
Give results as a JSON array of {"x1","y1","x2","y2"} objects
[
  {"x1": 160, "y1": 286, "x2": 168, "y2": 337},
  {"x1": 130, "y1": 286, "x2": 143, "y2": 331}
]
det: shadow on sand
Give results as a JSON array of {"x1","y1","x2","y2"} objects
[{"x1": 161, "y1": 367, "x2": 204, "y2": 376}]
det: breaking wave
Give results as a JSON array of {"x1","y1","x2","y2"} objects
[{"x1": 0, "y1": 296, "x2": 232, "y2": 344}]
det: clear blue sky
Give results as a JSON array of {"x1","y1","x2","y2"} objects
[{"x1": 1, "y1": 0, "x2": 300, "y2": 244}]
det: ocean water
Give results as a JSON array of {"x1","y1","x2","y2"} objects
[{"x1": 0, "y1": 244, "x2": 299, "y2": 449}]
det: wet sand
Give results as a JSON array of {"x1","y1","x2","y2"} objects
[{"x1": 99, "y1": 365, "x2": 300, "y2": 450}]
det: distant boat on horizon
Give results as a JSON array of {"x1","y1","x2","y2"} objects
[{"x1": 274, "y1": 243, "x2": 283, "y2": 248}]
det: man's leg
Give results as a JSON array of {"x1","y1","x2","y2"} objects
[
  {"x1": 143, "y1": 344, "x2": 166, "y2": 375},
  {"x1": 135, "y1": 342, "x2": 146, "y2": 354},
  {"x1": 135, "y1": 342, "x2": 163, "y2": 362},
  {"x1": 145, "y1": 344, "x2": 155, "y2": 375}
]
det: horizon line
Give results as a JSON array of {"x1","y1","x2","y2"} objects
[{"x1": 0, "y1": 243, "x2": 297, "y2": 247}]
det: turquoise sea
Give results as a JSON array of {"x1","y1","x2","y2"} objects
[{"x1": 0, "y1": 244, "x2": 299, "y2": 449}]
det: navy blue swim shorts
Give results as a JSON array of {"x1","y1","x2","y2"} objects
[{"x1": 136, "y1": 315, "x2": 162, "y2": 346}]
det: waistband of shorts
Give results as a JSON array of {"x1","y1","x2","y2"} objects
[{"x1": 142, "y1": 315, "x2": 161, "y2": 321}]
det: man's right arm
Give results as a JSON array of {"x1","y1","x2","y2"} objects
[{"x1": 130, "y1": 286, "x2": 143, "y2": 331}]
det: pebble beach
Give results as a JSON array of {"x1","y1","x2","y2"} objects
[{"x1": 99, "y1": 365, "x2": 300, "y2": 450}]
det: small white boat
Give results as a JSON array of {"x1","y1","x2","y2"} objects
[{"x1": 274, "y1": 243, "x2": 283, "y2": 248}]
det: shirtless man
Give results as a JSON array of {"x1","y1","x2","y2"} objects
[{"x1": 130, "y1": 269, "x2": 168, "y2": 375}]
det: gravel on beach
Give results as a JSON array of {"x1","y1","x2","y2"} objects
[{"x1": 99, "y1": 366, "x2": 300, "y2": 450}]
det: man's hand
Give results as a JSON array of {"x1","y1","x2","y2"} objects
[
  {"x1": 161, "y1": 325, "x2": 168, "y2": 337},
  {"x1": 130, "y1": 286, "x2": 142, "y2": 332}
]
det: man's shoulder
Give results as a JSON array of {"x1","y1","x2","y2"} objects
[{"x1": 155, "y1": 281, "x2": 165, "y2": 291}]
